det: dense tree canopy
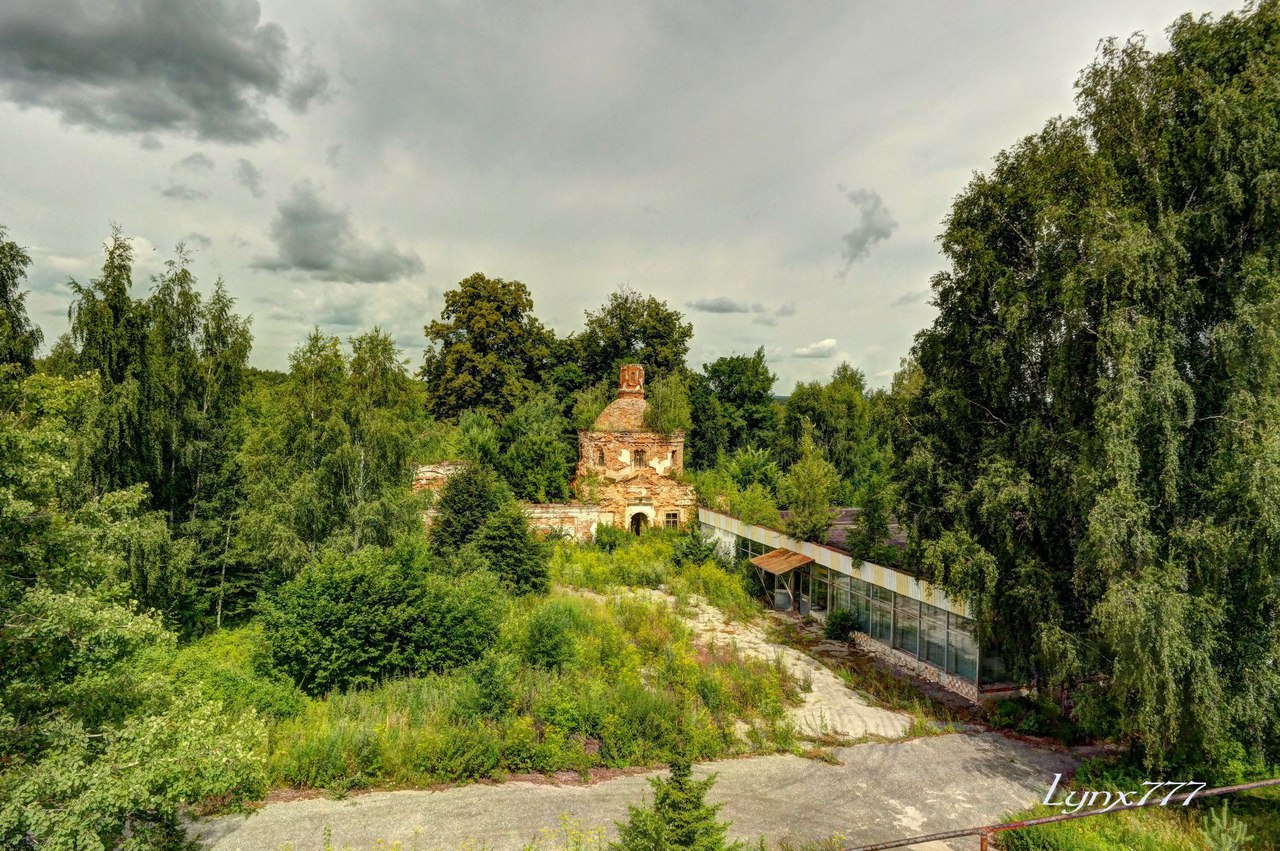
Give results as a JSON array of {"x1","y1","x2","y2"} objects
[
  {"x1": 577, "y1": 288, "x2": 693, "y2": 386},
  {"x1": 421, "y1": 273, "x2": 555, "y2": 419},
  {"x1": 0, "y1": 226, "x2": 42, "y2": 376},
  {"x1": 233, "y1": 328, "x2": 427, "y2": 611},
  {"x1": 695, "y1": 348, "x2": 777, "y2": 459},
  {"x1": 901, "y1": 3, "x2": 1280, "y2": 773}
]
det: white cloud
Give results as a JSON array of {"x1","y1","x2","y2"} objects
[{"x1": 794, "y1": 338, "x2": 838, "y2": 358}]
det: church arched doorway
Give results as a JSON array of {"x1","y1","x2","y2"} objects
[{"x1": 630, "y1": 512, "x2": 649, "y2": 535}]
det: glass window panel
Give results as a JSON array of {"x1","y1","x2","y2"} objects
[
  {"x1": 893, "y1": 595, "x2": 920, "y2": 657},
  {"x1": 921, "y1": 605, "x2": 947, "y2": 668},
  {"x1": 947, "y1": 615, "x2": 978, "y2": 682},
  {"x1": 812, "y1": 566, "x2": 828, "y2": 611},
  {"x1": 870, "y1": 600, "x2": 892, "y2": 643},
  {"x1": 854, "y1": 591, "x2": 870, "y2": 633},
  {"x1": 832, "y1": 573, "x2": 852, "y2": 613},
  {"x1": 851, "y1": 577, "x2": 869, "y2": 599}
]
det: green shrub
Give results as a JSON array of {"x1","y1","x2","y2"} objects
[
  {"x1": 417, "y1": 723, "x2": 501, "y2": 782},
  {"x1": 672, "y1": 531, "x2": 723, "y2": 566},
  {"x1": 595, "y1": 523, "x2": 630, "y2": 553},
  {"x1": 823, "y1": 609, "x2": 857, "y2": 642},
  {"x1": 154, "y1": 624, "x2": 305, "y2": 720},
  {"x1": 474, "y1": 500, "x2": 550, "y2": 595},
  {"x1": 987, "y1": 695, "x2": 1081, "y2": 744},
  {"x1": 669, "y1": 561, "x2": 757, "y2": 621},
  {"x1": 431, "y1": 463, "x2": 511, "y2": 553},
  {"x1": 520, "y1": 597, "x2": 595, "y2": 671},
  {"x1": 414, "y1": 570, "x2": 507, "y2": 672},
  {"x1": 456, "y1": 650, "x2": 519, "y2": 720},
  {"x1": 610, "y1": 757, "x2": 739, "y2": 851},
  {"x1": 260, "y1": 549, "x2": 505, "y2": 695}
]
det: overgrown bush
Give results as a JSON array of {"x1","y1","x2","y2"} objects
[
  {"x1": 519, "y1": 597, "x2": 596, "y2": 671},
  {"x1": 431, "y1": 463, "x2": 511, "y2": 553},
  {"x1": 260, "y1": 548, "x2": 505, "y2": 695},
  {"x1": 610, "y1": 757, "x2": 740, "y2": 851},
  {"x1": 595, "y1": 523, "x2": 630, "y2": 553},
  {"x1": 668, "y1": 562, "x2": 758, "y2": 621},
  {"x1": 672, "y1": 530, "x2": 723, "y2": 566},
  {"x1": 149, "y1": 624, "x2": 305, "y2": 720},
  {"x1": 266, "y1": 589, "x2": 800, "y2": 792},
  {"x1": 823, "y1": 609, "x2": 857, "y2": 642},
  {"x1": 474, "y1": 500, "x2": 551, "y2": 594}
]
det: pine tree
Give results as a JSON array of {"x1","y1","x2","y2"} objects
[
  {"x1": 473, "y1": 501, "x2": 550, "y2": 595},
  {"x1": 610, "y1": 758, "x2": 738, "y2": 851}
]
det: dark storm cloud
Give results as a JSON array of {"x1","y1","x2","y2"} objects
[
  {"x1": 176, "y1": 152, "x2": 215, "y2": 171},
  {"x1": 254, "y1": 183, "x2": 423, "y2": 283},
  {"x1": 689, "y1": 296, "x2": 752, "y2": 314},
  {"x1": 235, "y1": 158, "x2": 265, "y2": 197},
  {"x1": 890, "y1": 289, "x2": 930, "y2": 307},
  {"x1": 752, "y1": 301, "x2": 797, "y2": 327},
  {"x1": 0, "y1": 0, "x2": 329, "y2": 143},
  {"x1": 839, "y1": 188, "x2": 897, "y2": 270},
  {"x1": 286, "y1": 64, "x2": 330, "y2": 113},
  {"x1": 159, "y1": 182, "x2": 207, "y2": 201}
]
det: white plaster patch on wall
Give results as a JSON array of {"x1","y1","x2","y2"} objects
[{"x1": 618, "y1": 448, "x2": 630, "y2": 465}]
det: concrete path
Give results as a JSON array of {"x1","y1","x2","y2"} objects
[{"x1": 193, "y1": 733, "x2": 1075, "y2": 850}]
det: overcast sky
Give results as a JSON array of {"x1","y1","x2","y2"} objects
[{"x1": 0, "y1": 0, "x2": 1242, "y2": 389}]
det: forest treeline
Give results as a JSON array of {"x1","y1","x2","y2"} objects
[{"x1": 4, "y1": 2, "x2": 1280, "y2": 845}]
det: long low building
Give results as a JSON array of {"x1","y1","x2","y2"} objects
[{"x1": 699, "y1": 507, "x2": 1013, "y2": 703}]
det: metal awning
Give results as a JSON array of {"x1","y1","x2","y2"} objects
[{"x1": 750, "y1": 548, "x2": 813, "y2": 575}]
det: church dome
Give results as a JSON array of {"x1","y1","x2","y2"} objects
[
  {"x1": 593, "y1": 396, "x2": 649, "y2": 431},
  {"x1": 591, "y1": 364, "x2": 651, "y2": 432}
]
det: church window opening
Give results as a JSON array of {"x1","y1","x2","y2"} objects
[{"x1": 633, "y1": 449, "x2": 646, "y2": 468}]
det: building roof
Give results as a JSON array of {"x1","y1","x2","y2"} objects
[
  {"x1": 750, "y1": 548, "x2": 814, "y2": 575},
  {"x1": 777, "y1": 507, "x2": 909, "y2": 555},
  {"x1": 592, "y1": 395, "x2": 650, "y2": 431},
  {"x1": 591, "y1": 364, "x2": 652, "y2": 432}
]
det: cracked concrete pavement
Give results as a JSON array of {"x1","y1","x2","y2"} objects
[{"x1": 193, "y1": 733, "x2": 1075, "y2": 850}]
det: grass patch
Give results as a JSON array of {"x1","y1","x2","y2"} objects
[
  {"x1": 996, "y1": 760, "x2": 1280, "y2": 850},
  {"x1": 266, "y1": 591, "x2": 801, "y2": 792},
  {"x1": 549, "y1": 530, "x2": 762, "y2": 622}
]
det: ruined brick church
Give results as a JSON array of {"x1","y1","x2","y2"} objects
[
  {"x1": 416, "y1": 364, "x2": 696, "y2": 540},
  {"x1": 511, "y1": 364, "x2": 697, "y2": 540}
]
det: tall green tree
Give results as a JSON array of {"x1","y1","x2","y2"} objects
[
  {"x1": 577, "y1": 288, "x2": 693, "y2": 385},
  {"x1": 65, "y1": 225, "x2": 150, "y2": 494},
  {"x1": 643, "y1": 370, "x2": 694, "y2": 437},
  {"x1": 778, "y1": 363, "x2": 895, "y2": 548},
  {"x1": 233, "y1": 328, "x2": 425, "y2": 609},
  {"x1": 901, "y1": 3, "x2": 1280, "y2": 773},
  {"x1": 430, "y1": 463, "x2": 511, "y2": 554},
  {"x1": 779, "y1": 429, "x2": 840, "y2": 544},
  {"x1": 697, "y1": 348, "x2": 777, "y2": 457},
  {"x1": 0, "y1": 226, "x2": 43, "y2": 376},
  {"x1": 0, "y1": 373, "x2": 264, "y2": 847},
  {"x1": 497, "y1": 393, "x2": 574, "y2": 502},
  {"x1": 420, "y1": 272, "x2": 555, "y2": 419}
]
